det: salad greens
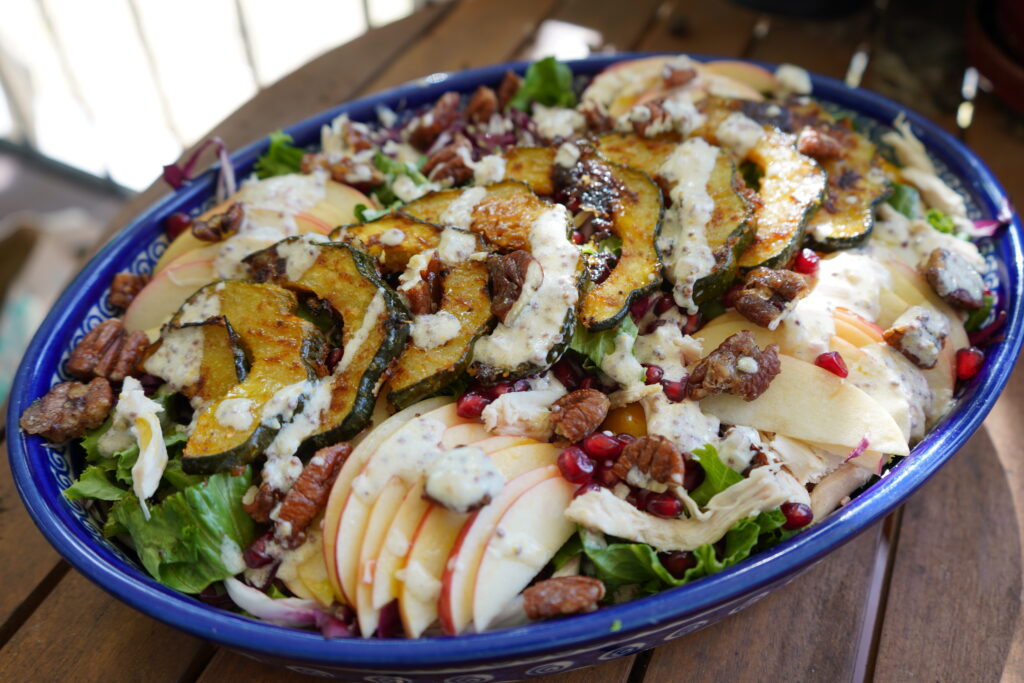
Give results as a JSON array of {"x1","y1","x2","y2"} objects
[
  {"x1": 569, "y1": 316, "x2": 639, "y2": 372},
  {"x1": 886, "y1": 182, "x2": 921, "y2": 219},
  {"x1": 509, "y1": 56, "x2": 576, "y2": 112},
  {"x1": 925, "y1": 207, "x2": 956, "y2": 234},
  {"x1": 688, "y1": 444, "x2": 743, "y2": 507},
  {"x1": 254, "y1": 131, "x2": 305, "y2": 179}
]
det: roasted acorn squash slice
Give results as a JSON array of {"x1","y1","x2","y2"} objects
[
  {"x1": 401, "y1": 180, "x2": 547, "y2": 252},
  {"x1": 142, "y1": 317, "x2": 247, "y2": 407},
  {"x1": 179, "y1": 281, "x2": 326, "y2": 474},
  {"x1": 246, "y1": 239, "x2": 409, "y2": 453},
  {"x1": 330, "y1": 212, "x2": 447, "y2": 272}
]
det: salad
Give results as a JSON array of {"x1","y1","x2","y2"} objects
[{"x1": 19, "y1": 55, "x2": 1006, "y2": 639}]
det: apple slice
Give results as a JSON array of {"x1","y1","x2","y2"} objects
[
  {"x1": 393, "y1": 441, "x2": 561, "y2": 637},
  {"x1": 321, "y1": 397, "x2": 452, "y2": 602},
  {"x1": 472, "y1": 475, "x2": 577, "y2": 632},
  {"x1": 442, "y1": 422, "x2": 492, "y2": 449},
  {"x1": 473, "y1": 435, "x2": 533, "y2": 454},
  {"x1": 700, "y1": 354, "x2": 909, "y2": 455},
  {"x1": 371, "y1": 481, "x2": 428, "y2": 613},
  {"x1": 438, "y1": 464, "x2": 560, "y2": 635},
  {"x1": 881, "y1": 258, "x2": 969, "y2": 350},
  {"x1": 123, "y1": 244, "x2": 221, "y2": 335},
  {"x1": 833, "y1": 307, "x2": 885, "y2": 346},
  {"x1": 703, "y1": 60, "x2": 779, "y2": 93},
  {"x1": 355, "y1": 476, "x2": 412, "y2": 636}
]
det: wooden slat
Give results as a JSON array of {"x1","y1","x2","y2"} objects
[
  {"x1": 0, "y1": 442, "x2": 63, "y2": 644},
  {"x1": 963, "y1": 93, "x2": 1024, "y2": 206},
  {"x1": 642, "y1": 525, "x2": 884, "y2": 680},
  {"x1": 0, "y1": 570, "x2": 211, "y2": 680},
  {"x1": 872, "y1": 416, "x2": 1023, "y2": 681},
  {"x1": 360, "y1": 0, "x2": 561, "y2": 93},
  {"x1": 102, "y1": 4, "x2": 453, "y2": 244},
  {"x1": 199, "y1": 646, "x2": 634, "y2": 683},
  {"x1": 531, "y1": 0, "x2": 666, "y2": 53},
  {"x1": 748, "y1": 12, "x2": 871, "y2": 80},
  {"x1": 635, "y1": 0, "x2": 757, "y2": 56}
]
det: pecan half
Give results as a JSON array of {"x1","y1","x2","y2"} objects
[
  {"x1": 422, "y1": 134, "x2": 474, "y2": 186},
  {"x1": 687, "y1": 330, "x2": 781, "y2": 401},
  {"x1": 192, "y1": 202, "x2": 244, "y2": 242},
  {"x1": 66, "y1": 319, "x2": 149, "y2": 382},
  {"x1": 578, "y1": 100, "x2": 614, "y2": 134},
  {"x1": 883, "y1": 305, "x2": 949, "y2": 369},
  {"x1": 550, "y1": 389, "x2": 611, "y2": 442},
  {"x1": 488, "y1": 250, "x2": 535, "y2": 323},
  {"x1": 408, "y1": 91, "x2": 462, "y2": 150},
  {"x1": 275, "y1": 443, "x2": 351, "y2": 546},
  {"x1": 523, "y1": 576, "x2": 605, "y2": 620},
  {"x1": 244, "y1": 484, "x2": 282, "y2": 524},
  {"x1": 497, "y1": 70, "x2": 523, "y2": 111},
  {"x1": 108, "y1": 272, "x2": 150, "y2": 310},
  {"x1": 796, "y1": 126, "x2": 843, "y2": 160},
  {"x1": 733, "y1": 267, "x2": 810, "y2": 328},
  {"x1": 663, "y1": 64, "x2": 697, "y2": 88},
  {"x1": 466, "y1": 86, "x2": 498, "y2": 124},
  {"x1": 20, "y1": 378, "x2": 113, "y2": 443},
  {"x1": 920, "y1": 247, "x2": 985, "y2": 310},
  {"x1": 611, "y1": 435, "x2": 685, "y2": 488},
  {"x1": 404, "y1": 252, "x2": 444, "y2": 315},
  {"x1": 301, "y1": 153, "x2": 385, "y2": 193}
]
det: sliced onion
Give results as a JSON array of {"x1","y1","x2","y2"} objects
[
  {"x1": 844, "y1": 437, "x2": 869, "y2": 463},
  {"x1": 162, "y1": 136, "x2": 236, "y2": 203},
  {"x1": 223, "y1": 577, "x2": 319, "y2": 627}
]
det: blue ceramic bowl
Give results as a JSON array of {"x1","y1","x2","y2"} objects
[{"x1": 7, "y1": 55, "x2": 1024, "y2": 681}]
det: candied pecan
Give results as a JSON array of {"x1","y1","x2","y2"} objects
[
  {"x1": 192, "y1": 202, "x2": 244, "y2": 242},
  {"x1": 108, "y1": 272, "x2": 150, "y2": 310},
  {"x1": 687, "y1": 330, "x2": 781, "y2": 401},
  {"x1": 66, "y1": 319, "x2": 149, "y2": 382},
  {"x1": 578, "y1": 100, "x2": 614, "y2": 134},
  {"x1": 275, "y1": 443, "x2": 351, "y2": 545},
  {"x1": 408, "y1": 91, "x2": 462, "y2": 150},
  {"x1": 733, "y1": 267, "x2": 810, "y2": 328},
  {"x1": 20, "y1": 377, "x2": 113, "y2": 443},
  {"x1": 523, "y1": 576, "x2": 605, "y2": 620},
  {"x1": 423, "y1": 135, "x2": 474, "y2": 186},
  {"x1": 550, "y1": 389, "x2": 611, "y2": 442},
  {"x1": 404, "y1": 253, "x2": 444, "y2": 315},
  {"x1": 883, "y1": 305, "x2": 949, "y2": 369},
  {"x1": 466, "y1": 86, "x2": 498, "y2": 124},
  {"x1": 304, "y1": 153, "x2": 385, "y2": 194},
  {"x1": 497, "y1": 70, "x2": 523, "y2": 111},
  {"x1": 796, "y1": 126, "x2": 843, "y2": 160},
  {"x1": 622, "y1": 101, "x2": 674, "y2": 138},
  {"x1": 920, "y1": 247, "x2": 985, "y2": 310},
  {"x1": 742, "y1": 449, "x2": 772, "y2": 477},
  {"x1": 488, "y1": 250, "x2": 535, "y2": 323},
  {"x1": 244, "y1": 484, "x2": 282, "y2": 524},
  {"x1": 663, "y1": 64, "x2": 697, "y2": 88},
  {"x1": 611, "y1": 435, "x2": 685, "y2": 488}
]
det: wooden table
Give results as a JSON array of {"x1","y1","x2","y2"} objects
[{"x1": 3, "y1": 1, "x2": 1023, "y2": 680}]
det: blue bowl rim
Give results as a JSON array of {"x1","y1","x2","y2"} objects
[{"x1": 7, "y1": 52, "x2": 1024, "y2": 670}]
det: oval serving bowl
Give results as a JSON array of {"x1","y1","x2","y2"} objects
[{"x1": 7, "y1": 54, "x2": 1024, "y2": 681}]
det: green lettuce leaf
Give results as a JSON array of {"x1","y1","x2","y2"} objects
[
  {"x1": 886, "y1": 183, "x2": 921, "y2": 219},
  {"x1": 688, "y1": 444, "x2": 742, "y2": 507},
  {"x1": 63, "y1": 466, "x2": 129, "y2": 501},
  {"x1": 964, "y1": 292, "x2": 995, "y2": 332},
  {"x1": 254, "y1": 130, "x2": 305, "y2": 179},
  {"x1": 509, "y1": 57, "x2": 576, "y2": 112},
  {"x1": 107, "y1": 468, "x2": 255, "y2": 594},
  {"x1": 925, "y1": 207, "x2": 955, "y2": 234},
  {"x1": 569, "y1": 316, "x2": 639, "y2": 372}
]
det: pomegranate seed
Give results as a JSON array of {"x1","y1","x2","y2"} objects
[
  {"x1": 578, "y1": 376, "x2": 595, "y2": 390},
  {"x1": 646, "y1": 492, "x2": 683, "y2": 518},
  {"x1": 644, "y1": 364, "x2": 664, "y2": 385},
  {"x1": 723, "y1": 282, "x2": 744, "y2": 308},
  {"x1": 491, "y1": 379, "x2": 528, "y2": 397},
  {"x1": 594, "y1": 460, "x2": 620, "y2": 487},
  {"x1": 682, "y1": 459, "x2": 704, "y2": 491},
  {"x1": 780, "y1": 502, "x2": 814, "y2": 530},
  {"x1": 683, "y1": 313, "x2": 701, "y2": 335},
  {"x1": 630, "y1": 295, "x2": 653, "y2": 322},
  {"x1": 456, "y1": 392, "x2": 490, "y2": 419},
  {"x1": 659, "y1": 550, "x2": 697, "y2": 579},
  {"x1": 326, "y1": 347, "x2": 344, "y2": 374},
  {"x1": 654, "y1": 294, "x2": 675, "y2": 315},
  {"x1": 815, "y1": 351, "x2": 848, "y2": 378},
  {"x1": 581, "y1": 432, "x2": 623, "y2": 459},
  {"x1": 571, "y1": 230, "x2": 586, "y2": 245},
  {"x1": 792, "y1": 248, "x2": 820, "y2": 275},
  {"x1": 244, "y1": 532, "x2": 275, "y2": 569},
  {"x1": 551, "y1": 357, "x2": 582, "y2": 390},
  {"x1": 574, "y1": 481, "x2": 603, "y2": 498},
  {"x1": 956, "y1": 346, "x2": 985, "y2": 380},
  {"x1": 557, "y1": 447, "x2": 595, "y2": 484},
  {"x1": 661, "y1": 379, "x2": 687, "y2": 402},
  {"x1": 164, "y1": 211, "x2": 192, "y2": 240},
  {"x1": 626, "y1": 487, "x2": 650, "y2": 510}
]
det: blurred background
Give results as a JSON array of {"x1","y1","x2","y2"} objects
[{"x1": 0, "y1": 0, "x2": 1021, "y2": 405}]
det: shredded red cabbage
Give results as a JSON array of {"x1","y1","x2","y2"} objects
[
  {"x1": 163, "y1": 136, "x2": 237, "y2": 203},
  {"x1": 845, "y1": 437, "x2": 870, "y2": 463}
]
